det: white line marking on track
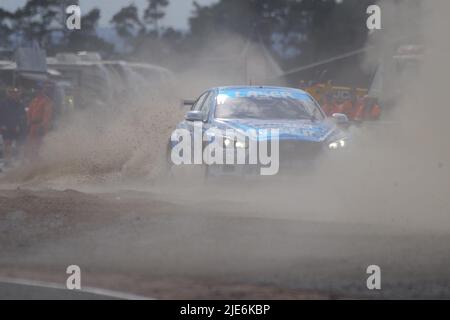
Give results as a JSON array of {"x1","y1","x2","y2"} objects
[{"x1": 0, "y1": 276, "x2": 155, "y2": 300}]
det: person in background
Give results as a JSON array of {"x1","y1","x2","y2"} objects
[
  {"x1": 330, "y1": 96, "x2": 344, "y2": 115},
  {"x1": 341, "y1": 87, "x2": 359, "y2": 120},
  {"x1": 353, "y1": 96, "x2": 382, "y2": 122},
  {"x1": 369, "y1": 97, "x2": 382, "y2": 120},
  {"x1": 26, "y1": 82, "x2": 54, "y2": 159},
  {"x1": 0, "y1": 87, "x2": 25, "y2": 166},
  {"x1": 321, "y1": 93, "x2": 336, "y2": 117}
]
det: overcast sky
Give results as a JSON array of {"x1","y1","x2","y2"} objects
[{"x1": 0, "y1": 0, "x2": 217, "y2": 30}]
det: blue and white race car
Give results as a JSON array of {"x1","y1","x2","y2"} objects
[{"x1": 168, "y1": 86, "x2": 349, "y2": 176}]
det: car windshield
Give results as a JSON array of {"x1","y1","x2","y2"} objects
[{"x1": 214, "y1": 92, "x2": 323, "y2": 120}]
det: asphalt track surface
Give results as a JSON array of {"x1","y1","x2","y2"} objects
[
  {"x1": 0, "y1": 281, "x2": 119, "y2": 300},
  {"x1": 1, "y1": 183, "x2": 450, "y2": 300}
]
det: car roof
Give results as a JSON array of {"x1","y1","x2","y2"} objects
[{"x1": 213, "y1": 85, "x2": 308, "y2": 95}]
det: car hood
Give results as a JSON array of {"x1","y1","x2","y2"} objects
[{"x1": 214, "y1": 118, "x2": 338, "y2": 142}]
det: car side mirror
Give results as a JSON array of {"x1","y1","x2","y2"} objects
[
  {"x1": 181, "y1": 99, "x2": 195, "y2": 107},
  {"x1": 185, "y1": 110, "x2": 204, "y2": 122},
  {"x1": 332, "y1": 113, "x2": 349, "y2": 125}
]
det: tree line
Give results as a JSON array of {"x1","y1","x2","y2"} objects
[{"x1": 0, "y1": 0, "x2": 376, "y2": 73}]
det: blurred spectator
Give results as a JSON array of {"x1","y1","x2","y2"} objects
[
  {"x1": 354, "y1": 96, "x2": 382, "y2": 122},
  {"x1": 25, "y1": 82, "x2": 54, "y2": 159},
  {"x1": 321, "y1": 93, "x2": 335, "y2": 117}
]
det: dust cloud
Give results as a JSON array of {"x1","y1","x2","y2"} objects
[
  {"x1": 243, "y1": 0, "x2": 450, "y2": 233},
  {"x1": 166, "y1": 0, "x2": 450, "y2": 232},
  {"x1": 172, "y1": 0, "x2": 450, "y2": 233},
  {"x1": 2, "y1": 3, "x2": 450, "y2": 299},
  {"x1": 2, "y1": 1, "x2": 450, "y2": 234},
  {"x1": 309, "y1": 0, "x2": 450, "y2": 231},
  {"x1": 1, "y1": 34, "x2": 282, "y2": 188}
]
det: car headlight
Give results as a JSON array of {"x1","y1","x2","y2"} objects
[
  {"x1": 224, "y1": 138, "x2": 232, "y2": 148},
  {"x1": 328, "y1": 139, "x2": 346, "y2": 150}
]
